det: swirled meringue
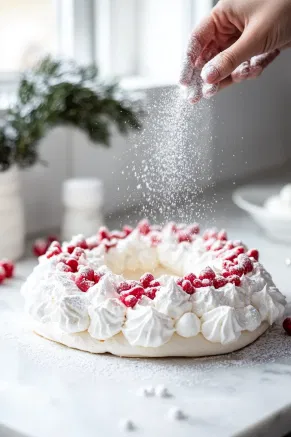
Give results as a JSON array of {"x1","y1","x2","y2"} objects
[
  {"x1": 154, "y1": 278, "x2": 191, "y2": 320},
  {"x1": 88, "y1": 273, "x2": 119, "y2": 305},
  {"x1": 251, "y1": 285, "x2": 285, "y2": 325},
  {"x1": 88, "y1": 298, "x2": 126, "y2": 340},
  {"x1": 192, "y1": 287, "x2": 221, "y2": 317},
  {"x1": 236, "y1": 305, "x2": 261, "y2": 332},
  {"x1": 175, "y1": 312, "x2": 201, "y2": 338},
  {"x1": 217, "y1": 283, "x2": 250, "y2": 308},
  {"x1": 52, "y1": 294, "x2": 90, "y2": 333},
  {"x1": 122, "y1": 305, "x2": 174, "y2": 347},
  {"x1": 201, "y1": 306, "x2": 242, "y2": 344}
]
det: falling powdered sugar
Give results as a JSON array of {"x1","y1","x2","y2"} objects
[{"x1": 117, "y1": 87, "x2": 215, "y2": 224}]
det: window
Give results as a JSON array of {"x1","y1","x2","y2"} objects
[
  {"x1": 95, "y1": 0, "x2": 213, "y2": 82},
  {"x1": 0, "y1": 0, "x2": 58, "y2": 74},
  {"x1": 0, "y1": 0, "x2": 213, "y2": 93}
]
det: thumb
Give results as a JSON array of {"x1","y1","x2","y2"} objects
[{"x1": 201, "y1": 29, "x2": 261, "y2": 84}]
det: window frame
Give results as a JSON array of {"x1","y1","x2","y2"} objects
[{"x1": 0, "y1": 0, "x2": 213, "y2": 99}]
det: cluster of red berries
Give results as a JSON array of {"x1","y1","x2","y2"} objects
[
  {"x1": 202, "y1": 229, "x2": 259, "y2": 262},
  {"x1": 0, "y1": 259, "x2": 15, "y2": 284},
  {"x1": 32, "y1": 235, "x2": 59, "y2": 257},
  {"x1": 118, "y1": 273, "x2": 161, "y2": 308},
  {"x1": 283, "y1": 318, "x2": 291, "y2": 336},
  {"x1": 176, "y1": 254, "x2": 256, "y2": 294}
]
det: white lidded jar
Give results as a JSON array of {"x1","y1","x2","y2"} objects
[
  {"x1": 61, "y1": 178, "x2": 104, "y2": 241},
  {"x1": 0, "y1": 165, "x2": 25, "y2": 260}
]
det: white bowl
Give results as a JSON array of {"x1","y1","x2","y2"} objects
[{"x1": 232, "y1": 185, "x2": 291, "y2": 244}]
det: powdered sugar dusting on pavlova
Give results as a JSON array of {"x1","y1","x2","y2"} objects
[{"x1": 21, "y1": 220, "x2": 286, "y2": 352}]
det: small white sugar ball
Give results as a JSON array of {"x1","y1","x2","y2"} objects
[{"x1": 175, "y1": 312, "x2": 201, "y2": 338}]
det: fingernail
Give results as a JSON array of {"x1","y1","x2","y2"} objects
[
  {"x1": 201, "y1": 63, "x2": 220, "y2": 83},
  {"x1": 202, "y1": 83, "x2": 219, "y2": 99}
]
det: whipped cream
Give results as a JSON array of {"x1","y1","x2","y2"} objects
[
  {"x1": 154, "y1": 278, "x2": 192, "y2": 320},
  {"x1": 88, "y1": 298, "x2": 126, "y2": 340},
  {"x1": 251, "y1": 285, "x2": 285, "y2": 325},
  {"x1": 88, "y1": 273, "x2": 119, "y2": 306},
  {"x1": 52, "y1": 294, "x2": 90, "y2": 333},
  {"x1": 122, "y1": 305, "x2": 174, "y2": 347},
  {"x1": 201, "y1": 306, "x2": 242, "y2": 344}
]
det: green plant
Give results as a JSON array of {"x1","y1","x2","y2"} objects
[{"x1": 0, "y1": 57, "x2": 143, "y2": 171}]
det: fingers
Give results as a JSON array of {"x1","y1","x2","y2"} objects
[
  {"x1": 179, "y1": 16, "x2": 214, "y2": 86},
  {"x1": 201, "y1": 28, "x2": 260, "y2": 84},
  {"x1": 248, "y1": 49, "x2": 280, "y2": 78}
]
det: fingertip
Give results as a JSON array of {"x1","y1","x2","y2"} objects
[
  {"x1": 202, "y1": 83, "x2": 219, "y2": 99},
  {"x1": 201, "y1": 63, "x2": 220, "y2": 84}
]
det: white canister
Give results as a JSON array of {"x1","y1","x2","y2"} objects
[
  {"x1": 61, "y1": 178, "x2": 104, "y2": 241},
  {"x1": 0, "y1": 166, "x2": 25, "y2": 260}
]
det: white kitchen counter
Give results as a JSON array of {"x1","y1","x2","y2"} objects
[{"x1": 1, "y1": 187, "x2": 291, "y2": 437}]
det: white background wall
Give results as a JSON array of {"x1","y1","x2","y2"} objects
[{"x1": 18, "y1": 52, "x2": 291, "y2": 235}]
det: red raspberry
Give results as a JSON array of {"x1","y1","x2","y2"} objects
[
  {"x1": 140, "y1": 273, "x2": 155, "y2": 288},
  {"x1": 0, "y1": 266, "x2": 6, "y2": 283},
  {"x1": 46, "y1": 247, "x2": 62, "y2": 259},
  {"x1": 225, "y1": 242, "x2": 235, "y2": 250},
  {"x1": 188, "y1": 223, "x2": 200, "y2": 235},
  {"x1": 120, "y1": 295, "x2": 138, "y2": 308},
  {"x1": 75, "y1": 276, "x2": 95, "y2": 292},
  {"x1": 222, "y1": 260, "x2": 235, "y2": 269},
  {"x1": 137, "y1": 219, "x2": 151, "y2": 235},
  {"x1": 213, "y1": 276, "x2": 228, "y2": 289},
  {"x1": 118, "y1": 281, "x2": 134, "y2": 293},
  {"x1": 199, "y1": 267, "x2": 215, "y2": 281},
  {"x1": 184, "y1": 273, "x2": 197, "y2": 284},
  {"x1": 177, "y1": 231, "x2": 192, "y2": 243},
  {"x1": 149, "y1": 280, "x2": 160, "y2": 288},
  {"x1": 204, "y1": 238, "x2": 217, "y2": 251},
  {"x1": 72, "y1": 247, "x2": 85, "y2": 259},
  {"x1": 176, "y1": 278, "x2": 183, "y2": 287},
  {"x1": 77, "y1": 267, "x2": 95, "y2": 281},
  {"x1": 193, "y1": 279, "x2": 203, "y2": 288},
  {"x1": 201, "y1": 278, "x2": 213, "y2": 287},
  {"x1": 66, "y1": 258, "x2": 78, "y2": 273},
  {"x1": 32, "y1": 239, "x2": 48, "y2": 257},
  {"x1": 98, "y1": 226, "x2": 111, "y2": 241},
  {"x1": 247, "y1": 249, "x2": 259, "y2": 261},
  {"x1": 228, "y1": 275, "x2": 241, "y2": 286},
  {"x1": 229, "y1": 265, "x2": 244, "y2": 277},
  {"x1": 93, "y1": 272, "x2": 104, "y2": 283},
  {"x1": 235, "y1": 246, "x2": 245, "y2": 256},
  {"x1": 182, "y1": 280, "x2": 195, "y2": 294},
  {"x1": 144, "y1": 287, "x2": 158, "y2": 300},
  {"x1": 217, "y1": 230, "x2": 227, "y2": 241},
  {"x1": 1, "y1": 260, "x2": 14, "y2": 278},
  {"x1": 238, "y1": 254, "x2": 253, "y2": 274},
  {"x1": 283, "y1": 318, "x2": 291, "y2": 336},
  {"x1": 125, "y1": 286, "x2": 144, "y2": 299},
  {"x1": 123, "y1": 225, "x2": 133, "y2": 236},
  {"x1": 66, "y1": 244, "x2": 75, "y2": 254},
  {"x1": 222, "y1": 270, "x2": 231, "y2": 278},
  {"x1": 56, "y1": 262, "x2": 72, "y2": 273}
]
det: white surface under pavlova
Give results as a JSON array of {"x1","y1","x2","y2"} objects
[{"x1": 21, "y1": 221, "x2": 286, "y2": 357}]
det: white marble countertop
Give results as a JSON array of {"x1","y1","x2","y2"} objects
[{"x1": 1, "y1": 187, "x2": 291, "y2": 437}]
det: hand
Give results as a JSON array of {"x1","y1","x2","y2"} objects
[{"x1": 180, "y1": 0, "x2": 291, "y2": 103}]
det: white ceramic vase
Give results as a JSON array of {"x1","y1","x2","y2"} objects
[{"x1": 0, "y1": 166, "x2": 25, "y2": 260}]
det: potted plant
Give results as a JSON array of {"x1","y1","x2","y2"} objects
[{"x1": 0, "y1": 57, "x2": 142, "y2": 260}]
